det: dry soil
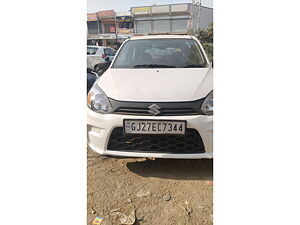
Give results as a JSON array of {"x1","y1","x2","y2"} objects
[{"x1": 87, "y1": 149, "x2": 213, "y2": 225}]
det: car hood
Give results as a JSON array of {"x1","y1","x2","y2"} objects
[{"x1": 97, "y1": 67, "x2": 213, "y2": 102}]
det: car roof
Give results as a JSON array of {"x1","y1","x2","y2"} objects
[{"x1": 130, "y1": 35, "x2": 194, "y2": 40}]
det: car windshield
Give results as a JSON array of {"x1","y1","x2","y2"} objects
[{"x1": 112, "y1": 38, "x2": 208, "y2": 68}]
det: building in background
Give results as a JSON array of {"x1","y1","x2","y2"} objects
[
  {"x1": 115, "y1": 12, "x2": 134, "y2": 45},
  {"x1": 132, "y1": 4, "x2": 190, "y2": 34},
  {"x1": 87, "y1": 13, "x2": 100, "y2": 34},
  {"x1": 87, "y1": 3, "x2": 213, "y2": 46},
  {"x1": 131, "y1": 3, "x2": 212, "y2": 35},
  {"x1": 116, "y1": 12, "x2": 134, "y2": 34},
  {"x1": 87, "y1": 10, "x2": 133, "y2": 47},
  {"x1": 87, "y1": 10, "x2": 116, "y2": 46},
  {"x1": 198, "y1": 6, "x2": 213, "y2": 30}
]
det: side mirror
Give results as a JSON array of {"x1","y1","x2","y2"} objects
[{"x1": 105, "y1": 56, "x2": 110, "y2": 62}]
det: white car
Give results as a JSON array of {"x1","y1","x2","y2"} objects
[
  {"x1": 87, "y1": 35, "x2": 213, "y2": 159},
  {"x1": 87, "y1": 46, "x2": 116, "y2": 72}
]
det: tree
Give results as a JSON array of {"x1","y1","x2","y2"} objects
[{"x1": 190, "y1": 23, "x2": 213, "y2": 62}]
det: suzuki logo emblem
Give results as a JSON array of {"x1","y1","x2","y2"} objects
[{"x1": 148, "y1": 104, "x2": 161, "y2": 116}]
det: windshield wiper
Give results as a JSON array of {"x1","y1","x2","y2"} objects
[
  {"x1": 182, "y1": 64, "x2": 207, "y2": 68},
  {"x1": 133, "y1": 64, "x2": 176, "y2": 68}
]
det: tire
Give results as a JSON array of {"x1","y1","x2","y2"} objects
[
  {"x1": 94, "y1": 65, "x2": 100, "y2": 73},
  {"x1": 94, "y1": 65, "x2": 104, "y2": 75}
]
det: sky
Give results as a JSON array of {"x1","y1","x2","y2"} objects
[{"x1": 87, "y1": 0, "x2": 213, "y2": 13}]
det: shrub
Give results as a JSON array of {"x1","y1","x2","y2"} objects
[{"x1": 190, "y1": 23, "x2": 213, "y2": 62}]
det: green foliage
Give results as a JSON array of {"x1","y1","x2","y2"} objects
[
  {"x1": 202, "y1": 42, "x2": 213, "y2": 62},
  {"x1": 192, "y1": 23, "x2": 213, "y2": 62}
]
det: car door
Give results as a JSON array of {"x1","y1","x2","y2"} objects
[{"x1": 87, "y1": 47, "x2": 103, "y2": 70}]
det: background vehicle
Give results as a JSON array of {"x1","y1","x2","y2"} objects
[
  {"x1": 87, "y1": 68, "x2": 98, "y2": 94},
  {"x1": 87, "y1": 46, "x2": 116, "y2": 73}
]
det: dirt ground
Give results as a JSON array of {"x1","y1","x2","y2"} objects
[{"x1": 87, "y1": 149, "x2": 213, "y2": 225}]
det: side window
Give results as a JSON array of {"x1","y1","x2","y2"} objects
[
  {"x1": 104, "y1": 48, "x2": 110, "y2": 55},
  {"x1": 104, "y1": 48, "x2": 116, "y2": 56}
]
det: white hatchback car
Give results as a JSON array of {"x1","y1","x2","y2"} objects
[
  {"x1": 87, "y1": 46, "x2": 116, "y2": 72},
  {"x1": 87, "y1": 35, "x2": 213, "y2": 159}
]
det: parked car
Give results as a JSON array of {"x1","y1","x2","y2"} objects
[
  {"x1": 87, "y1": 35, "x2": 213, "y2": 159},
  {"x1": 87, "y1": 46, "x2": 116, "y2": 73},
  {"x1": 87, "y1": 68, "x2": 98, "y2": 94}
]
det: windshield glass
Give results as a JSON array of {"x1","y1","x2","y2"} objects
[{"x1": 112, "y1": 38, "x2": 207, "y2": 68}]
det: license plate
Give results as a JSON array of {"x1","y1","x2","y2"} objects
[{"x1": 123, "y1": 119, "x2": 186, "y2": 135}]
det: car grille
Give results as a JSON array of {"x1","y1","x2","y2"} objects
[
  {"x1": 114, "y1": 107, "x2": 197, "y2": 116},
  {"x1": 109, "y1": 98, "x2": 205, "y2": 116},
  {"x1": 107, "y1": 127, "x2": 205, "y2": 154}
]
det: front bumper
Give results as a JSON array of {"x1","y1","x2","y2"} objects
[{"x1": 87, "y1": 109, "x2": 213, "y2": 159}]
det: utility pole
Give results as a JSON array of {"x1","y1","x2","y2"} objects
[
  {"x1": 197, "y1": 0, "x2": 202, "y2": 31},
  {"x1": 191, "y1": 0, "x2": 195, "y2": 32},
  {"x1": 97, "y1": 16, "x2": 100, "y2": 34},
  {"x1": 114, "y1": 12, "x2": 118, "y2": 48}
]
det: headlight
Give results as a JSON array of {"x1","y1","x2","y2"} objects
[
  {"x1": 201, "y1": 91, "x2": 213, "y2": 115},
  {"x1": 87, "y1": 83, "x2": 112, "y2": 114}
]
